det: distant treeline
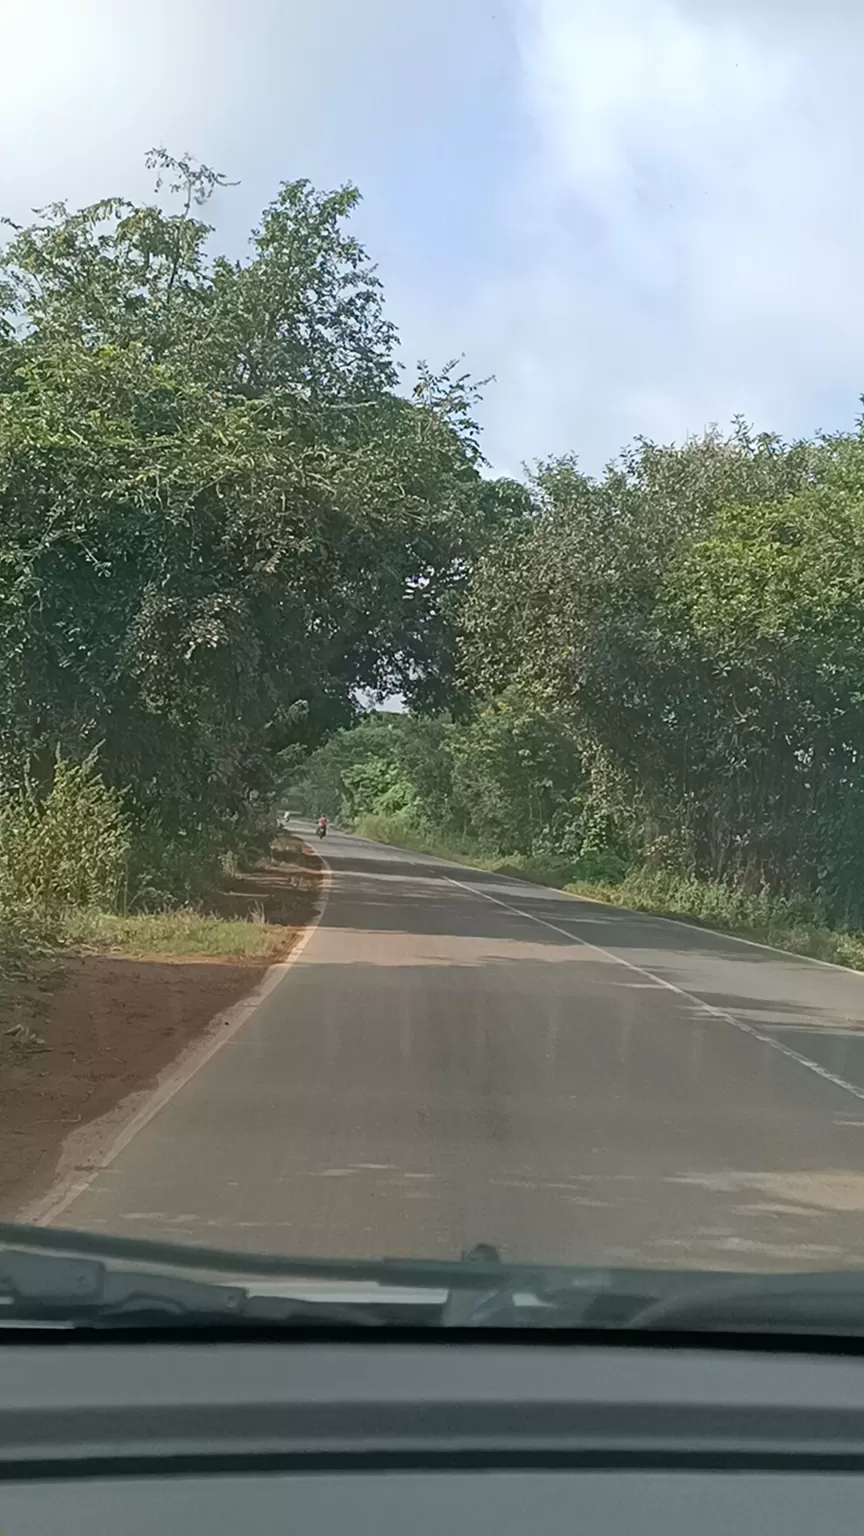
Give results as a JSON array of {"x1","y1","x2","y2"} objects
[{"x1": 295, "y1": 420, "x2": 864, "y2": 931}]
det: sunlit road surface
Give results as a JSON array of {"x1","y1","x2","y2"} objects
[{"x1": 51, "y1": 823, "x2": 864, "y2": 1270}]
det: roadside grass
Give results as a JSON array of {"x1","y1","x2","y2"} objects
[
  {"x1": 352, "y1": 813, "x2": 605, "y2": 889},
  {"x1": 58, "y1": 906, "x2": 293, "y2": 959},
  {"x1": 0, "y1": 816, "x2": 319, "y2": 1097},
  {"x1": 0, "y1": 826, "x2": 316, "y2": 973},
  {"x1": 1, "y1": 901, "x2": 290, "y2": 1070},
  {"x1": 352, "y1": 814, "x2": 568, "y2": 880},
  {"x1": 564, "y1": 869, "x2": 864, "y2": 971},
  {"x1": 352, "y1": 813, "x2": 864, "y2": 974},
  {"x1": 57, "y1": 830, "x2": 317, "y2": 957}
]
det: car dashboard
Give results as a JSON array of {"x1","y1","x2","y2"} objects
[{"x1": 4, "y1": 1331, "x2": 864, "y2": 1533}]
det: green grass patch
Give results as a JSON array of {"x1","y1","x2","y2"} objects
[
  {"x1": 59, "y1": 907, "x2": 292, "y2": 959},
  {"x1": 564, "y1": 869, "x2": 864, "y2": 970},
  {"x1": 352, "y1": 814, "x2": 623, "y2": 890}
]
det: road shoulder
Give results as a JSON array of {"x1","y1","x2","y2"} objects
[{"x1": 0, "y1": 840, "x2": 323, "y2": 1219}]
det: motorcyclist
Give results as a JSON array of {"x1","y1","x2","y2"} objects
[{"x1": 317, "y1": 813, "x2": 328, "y2": 838}]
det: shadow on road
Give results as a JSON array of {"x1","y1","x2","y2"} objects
[
  {"x1": 312, "y1": 854, "x2": 845, "y2": 964},
  {"x1": 311, "y1": 835, "x2": 864, "y2": 1044}
]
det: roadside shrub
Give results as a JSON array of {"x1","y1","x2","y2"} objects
[
  {"x1": 123, "y1": 799, "x2": 279, "y2": 912},
  {"x1": 352, "y1": 812, "x2": 437, "y2": 852},
  {"x1": 0, "y1": 754, "x2": 129, "y2": 928},
  {"x1": 123, "y1": 826, "x2": 220, "y2": 911}
]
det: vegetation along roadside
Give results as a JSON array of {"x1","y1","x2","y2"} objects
[
  {"x1": 7, "y1": 140, "x2": 864, "y2": 1198},
  {"x1": 341, "y1": 811, "x2": 864, "y2": 973}
]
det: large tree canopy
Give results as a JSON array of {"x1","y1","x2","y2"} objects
[
  {"x1": 461, "y1": 423, "x2": 864, "y2": 920},
  {"x1": 0, "y1": 152, "x2": 523, "y2": 854}
]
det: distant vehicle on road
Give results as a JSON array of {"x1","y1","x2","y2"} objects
[{"x1": 316, "y1": 815, "x2": 328, "y2": 839}]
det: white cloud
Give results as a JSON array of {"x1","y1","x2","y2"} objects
[
  {"x1": 0, "y1": 0, "x2": 467, "y2": 224},
  {"x1": 5, "y1": 0, "x2": 863, "y2": 480},
  {"x1": 471, "y1": 0, "x2": 864, "y2": 474}
]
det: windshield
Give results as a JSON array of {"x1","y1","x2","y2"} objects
[{"x1": 2, "y1": 0, "x2": 864, "y2": 1324}]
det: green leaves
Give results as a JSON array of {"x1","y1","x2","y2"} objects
[
  {"x1": 0, "y1": 154, "x2": 502, "y2": 868},
  {"x1": 294, "y1": 702, "x2": 584, "y2": 860},
  {"x1": 461, "y1": 425, "x2": 864, "y2": 920},
  {"x1": 0, "y1": 754, "x2": 128, "y2": 928}
]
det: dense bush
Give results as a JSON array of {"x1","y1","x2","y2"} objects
[
  {"x1": 293, "y1": 418, "x2": 864, "y2": 951},
  {"x1": 0, "y1": 755, "x2": 128, "y2": 930}
]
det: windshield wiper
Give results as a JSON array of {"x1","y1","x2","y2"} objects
[
  {"x1": 0, "y1": 1228, "x2": 656, "y2": 1331},
  {"x1": 5, "y1": 1222, "x2": 864, "y2": 1335},
  {"x1": 0, "y1": 1245, "x2": 391, "y2": 1328},
  {"x1": 438, "y1": 1245, "x2": 681, "y2": 1327},
  {"x1": 0, "y1": 1221, "x2": 531, "y2": 1291},
  {"x1": 0, "y1": 1230, "x2": 661, "y2": 1331}
]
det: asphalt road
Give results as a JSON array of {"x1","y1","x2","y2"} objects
[{"x1": 48, "y1": 823, "x2": 864, "y2": 1270}]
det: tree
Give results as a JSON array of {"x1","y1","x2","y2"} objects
[
  {"x1": 0, "y1": 154, "x2": 503, "y2": 868},
  {"x1": 658, "y1": 477, "x2": 864, "y2": 910},
  {"x1": 462, "y1": 422, "x2": 853, "y2": 901},
  {"x1": 447, "y1": 700, "x2": 583, "y2": 855}
]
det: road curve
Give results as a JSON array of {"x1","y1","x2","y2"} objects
[{"x1": 47, "y1": 823, "x2": 864, "y2": 1270}]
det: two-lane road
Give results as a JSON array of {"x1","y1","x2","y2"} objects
[{"x1": 42, "y1": 824, "x2": 864, "y2": 1269}]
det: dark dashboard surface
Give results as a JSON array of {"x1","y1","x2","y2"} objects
[
  {"x1": 5, "y1": 1468, "x2": 864, "y2": 1536},
  {"x1": 4, "y1": 1336, "x2": 864, "y2": 1532}
]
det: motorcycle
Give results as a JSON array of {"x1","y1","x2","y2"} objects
[{"x1": 316, "y1": 822, "x2": 327, "y2": 839}]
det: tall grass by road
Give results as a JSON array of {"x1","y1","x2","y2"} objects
[
  {"x1": 0, "y1": 755, "x2": 305, "y2": 968},
  {"x1": 59, "y1": 907, "x2": 290, "y2": 959}
]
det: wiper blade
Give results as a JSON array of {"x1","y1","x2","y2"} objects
[
  {"x1": 0, "y1": 1221, "x2": 557, "y2": 1294},
  {"x1": 440, "y1": 1245, "x2": 666, "y2": 1328},
  {"x1": 0, "y1": 1245, "x2": 384, "y2": 1329},
  {"x1": 0, "y1": 1225, "x2": 714, "y2": 1332},
  {"x1": 0, "y1": 1230, "x2": 643, "y2": 1330},
  {"x1": 13, "y1": 1222, "x2": 859, "y2": 1336}
]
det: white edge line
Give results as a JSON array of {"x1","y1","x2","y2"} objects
[
  {"x1": 356, "y1": 829, "x2": 864, "y2": 981},
  {"x1": 20, "y1": 846, "x2": 333, "y2": 1228},
  {"x1": 560, "y1": 883, "x2": 864, "y2": 977},
  {"x1": 442, "y1": 872, "x2": 864, "y2": 1110}
]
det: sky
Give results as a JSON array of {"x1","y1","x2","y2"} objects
[{"x1": 3, "y1": 0, "x2": 864, "y2": 477}]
